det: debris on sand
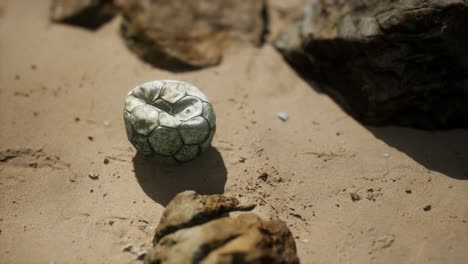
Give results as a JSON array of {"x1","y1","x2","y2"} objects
[
  {"x1": 278, "y1": 112, "x2": 289, "y2": 121},
  {"x1": 423, "y1": 205, "x2": 432, "y2": 212},
  {"x1": 239, "y1": 156, "x2": 247, "y2": 163},
  {"x1": 258, "y1": 172, "x2": 269, "y2": 182},
  {"x1": 350, "y1": 192, "x2": 361, "y2": 202},
  {"x1": 88, "y1": 173, "x2": 99, "y2": 180}
]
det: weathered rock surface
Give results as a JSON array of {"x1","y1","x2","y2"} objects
[
  {"x1": 267, "y1": 0, "x2": 311, "y2": 42},
  {"x1": 153, "y1": 191, "x2": 255, "y2": 243},
  {"x1": 49, "y1": 0, "x2": 119, "y2": 29},
  {"x1": 120, "y1": 0, "x2": 267, "y2": 71},
  {"x1": 145, "y1": 191, "x2": 299, "y2": 264},
  {"x1": 275, "y1": 0, "x2": 468, "y2": 128}
]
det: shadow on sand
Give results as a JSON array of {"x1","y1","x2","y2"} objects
[
  {"x1": 367, "y1": 126, "x2": 468, "y2": 180},
  {"x1": 132, "y1": 147, "x2": 227, "y2": 206}
]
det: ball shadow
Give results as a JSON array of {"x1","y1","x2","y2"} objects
[{"x1": 133, "y1": 147, "x2": 227, "y2": 206}]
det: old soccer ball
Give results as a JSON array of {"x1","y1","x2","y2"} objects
[{"x1": 124, "y1": 80, "x2": 216, "y2": 163}]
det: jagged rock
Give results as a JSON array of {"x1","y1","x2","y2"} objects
[
  {"x1": 49, "y1": 0, "x2": 119, "y2": 30},
  {"x1": 275, "y1": 0, "x2": 468, "y2": 128},
  {"x1": 120, "y1": 0, "x2": 267, "y2": 71},
  {"x1": 145, "y1": 191, "x2": 299, "y2": 264},
  {"x1": 153, "y1": 191, "x2": 255, "y2": 244},
  {"x1": 267, "y1": 0, "x2": 311, "y2": 42}
]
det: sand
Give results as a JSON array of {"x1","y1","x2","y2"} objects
[{"x1": 1, "y1": 1, "x2": 467, "y2": 263}]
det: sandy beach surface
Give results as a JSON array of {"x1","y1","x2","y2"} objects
[{"x1": 1, "y1": 1, "x2": 467, "y2": 263}]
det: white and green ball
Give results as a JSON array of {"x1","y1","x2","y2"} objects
[{"x1": 124, "y1": 80, "x2": 216, "y2": 163}]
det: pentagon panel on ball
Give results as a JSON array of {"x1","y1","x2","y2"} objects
[{"x1": 124, "y1": 80, "x2": 216, "y2": 163}]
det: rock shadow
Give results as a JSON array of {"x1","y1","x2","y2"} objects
[
  {"x1": 368, "y1": 126, "x2": 468, "y2": 180},
  {"x1": 133, "y1": 147, "x2": 227, "y2": 206}
]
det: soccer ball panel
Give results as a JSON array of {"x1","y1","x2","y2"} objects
[
  {"x1": 174, "y1": 145, "x2": 200, "y2": 162},
  {"x1": 133, "y1": 81, "x2": 162, "y2": 103},
  {"x1": 173, "y1": 96, "x2": 203, "y2": 121},
  {"x1": 178, "y1": 117, "x2": 209, "y2": 144},
  {"x1": 202, "y1": 102, "x2": 216, "y2": 128},
  {"x1": 200, "y1": 128, "x2": 215, "y2": 152},
  {"x1": 159, "y1": 112, "x2": 181, "y2": 128},
  {"x1": 125, "y1": 95, "x2": 145, "y2": 113},
  {"x1": 124, "y1": 112, "x2": 134, "y2": 141},
  {"x1": 149, "y1": 127, "x2": 183, "y2": 156},
  {"x1": 130, "y1": 105, "x2": 160, "y2": 136},
  {"x1": 152, "y1": 99, "x2": 173, "y2": 114},
  {"x1": 160, "y1": 82, "x2": 186, "y2": 103},
  {"x1": 185, "y1": 83, "x2": 209, "y2": 102},
  {"x1": 132, "y1": 134, "x2": 153, "y2": 156}
]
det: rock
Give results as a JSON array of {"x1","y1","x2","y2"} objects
[
  {"x1": 266, "y1": 0, "x2": 311, "y2": 42},
  {"x1": 120, "y1": 0, "x2": 267, "y2": 71},
  {"x1": 49, "y1": 0, "x2": 119, "y2": 30},
  {"x1": 274, "y1": 0, "x2": 468, "y2": 129},
  {"x1": 277, "y1": 112, "x2": 289, "y2": 121},
  {"x1": 145, "y1": 191, "x2": 299, "y2": 264},
  {"x1": 153, "y1": 191, "x2": 255, "y2": 244}
]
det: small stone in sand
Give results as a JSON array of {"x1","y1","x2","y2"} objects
[
  {"x1": 88, "y1": 173, "x2": 99, "y2": 180},
  {"x1": 103, "y1": 158, "x2": 109, "y2": 165},
  {"x1": 88, "y1": 136, "x2": 93, "y2": 141},
  {"x1": 277, "y1": 112, "x2": 288, "y2": 121},
  {"x1": 258, "y1": 172, "x2": 269, "y2": 182},
  {"x1": 423, "y1": 205, "x2": 432, "y2": 211},
  {"x1": 350, "y1": 192, "x2": 361, "y2": 202}
]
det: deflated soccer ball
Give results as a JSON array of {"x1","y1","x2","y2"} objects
[{"x1": 124, "y1": 80, "x2": 216, "y2": 163}]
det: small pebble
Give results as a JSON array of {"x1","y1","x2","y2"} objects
[
  {"x1": 277, "y1": 112, "x2": 288, "y2": 121},
  {"x1": 103, "y1": 158, "x2": 109, "y2": 165},
  {"x1": 423, "y1": 205, "x2": 432, "y2": 211},
  {"x1": 301, "y1": 239, "x2": 310, "y2": 243},
  {"x1": 88, "y1": 173, "x2": 99, "y2": 180},
  {"x1": 383, "y1": 153, "x2": 390, "y2": 158}
]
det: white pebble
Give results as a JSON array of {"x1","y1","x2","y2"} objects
[
  {"x1": 277, "y1": 112, "x2": 288, "y2": 121},
  {"x1": 383, "y1": 153, "x2": 390, "y2": 158}
]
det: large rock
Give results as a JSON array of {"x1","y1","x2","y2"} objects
[
  {"x1": 145, "y1": 191, "x2": 299, "y2": 264},
  {"x1": 120, "y1": 0, "x2": 267, "y2": 71},
  {"x1": 275, "y1": 0, "x2": 468, "y2": 128},
  {"x1": 49, "y1": 0, "x2": 120, "y2": 30}
]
